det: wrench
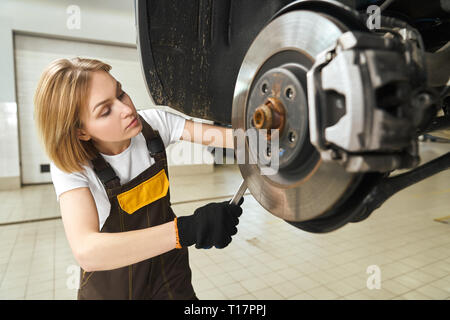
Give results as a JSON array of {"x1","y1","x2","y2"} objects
[{"x1": 229, "y1": 179, "x2": 247, "y2": 206}]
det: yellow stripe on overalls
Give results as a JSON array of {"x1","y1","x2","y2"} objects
[{"x1": 117, "y1": 169, "x2": 169, "y2": 214}]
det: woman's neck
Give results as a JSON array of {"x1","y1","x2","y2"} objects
[{"x1": 94, "y1": 138, "x2": 131, "y2": 156}]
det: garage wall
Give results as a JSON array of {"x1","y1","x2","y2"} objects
[
  {"x1": 0, "y1": 17, "x2": 20, "y2": 189},
  {"x1": 0, "y1": 0, "x2": 213, "y2": 189}
]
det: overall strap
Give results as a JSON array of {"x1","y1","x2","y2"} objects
[
  {"x1": 138, "y1": 114, "x2": 166, "y2": 162},
  {"x1": 91, "y1": 154, "x2": 121, "y2": 190}
]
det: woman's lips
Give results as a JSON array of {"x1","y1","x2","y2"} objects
[{"x1": 126, "y1": 117, "x2": 138, "y2": 129}]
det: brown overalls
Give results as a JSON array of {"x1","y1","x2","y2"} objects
[{"x1": 77, "y1": 115, "x2": 197, "y2": 300}]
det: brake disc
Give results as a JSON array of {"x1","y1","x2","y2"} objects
[{"x1": 232, "y1": 10, "x2": 363, "y2": 223}]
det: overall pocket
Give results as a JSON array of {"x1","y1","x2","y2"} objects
[{"x1": 117, "y1": 169, "x2": 169, "y2": 214}]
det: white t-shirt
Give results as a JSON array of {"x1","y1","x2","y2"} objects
[{"x1": 50, "y1": 108, "x2": 186, "y2": 230}]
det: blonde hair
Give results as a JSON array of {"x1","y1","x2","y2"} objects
[{"x1": 34, "y1": 57, "x2": 111, "y2": 173}]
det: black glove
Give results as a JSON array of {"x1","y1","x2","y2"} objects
[{"x1": 176, "y1": 197, "x2": 244, "y2": 249}]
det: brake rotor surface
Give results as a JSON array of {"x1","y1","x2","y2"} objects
[{"x1": 232, "y1": 10, "x2": 360, "y2": 222}]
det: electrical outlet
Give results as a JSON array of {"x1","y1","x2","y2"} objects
[{"x1": 40, "y1": 164, "x2": 50, "y2": 173}]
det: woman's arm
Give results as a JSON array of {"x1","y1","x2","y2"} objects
[
  {"x1": 181, "y1": 119, "x2": 234, "y2": 149},
  {"x1": 59, "y1": 187, "x2": 177, "y2": 272}
]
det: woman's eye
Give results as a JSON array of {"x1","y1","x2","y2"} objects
[
  {"x1": 118, "y1": 91, "x2": 126, "y2": 100},
  {"x1": 101, "y1": 107, "x2": 111, "y2": 117}
]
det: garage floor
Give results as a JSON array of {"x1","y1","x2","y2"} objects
[{"x1": 0, "y1": 142, "x2": 449, "y2": 300}]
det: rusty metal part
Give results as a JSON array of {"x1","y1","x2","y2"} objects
[
  {"x1": 252, "y1": 97, "x2": 286, "y2": 140},
  {"x1": 253, "y1": 104, "x2": 272, "y2": 129}
]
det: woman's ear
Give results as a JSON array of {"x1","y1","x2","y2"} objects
[{"x1": 77, "y1": 128, "x2": 91, "y2": 141}]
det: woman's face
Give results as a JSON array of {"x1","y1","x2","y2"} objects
[{"x1": 78, "y1": 71, "x2": 142, "y2": 154}]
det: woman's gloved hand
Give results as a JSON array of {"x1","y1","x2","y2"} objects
[{"x1": 175, "y1": 197, "x2": 244, "y2": 249}]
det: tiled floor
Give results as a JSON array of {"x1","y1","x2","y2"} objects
[{"x1": 0, "y1": 142, "x2": 449, "y2": 300}]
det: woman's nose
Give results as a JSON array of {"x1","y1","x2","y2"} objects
[{"x1": 119, "y1": 100, "x2": 134, "y2": 117}]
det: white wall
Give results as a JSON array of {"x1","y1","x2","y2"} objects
[
  {"x1": 0, "y1": 0, "x2": 213, "y2": 189},
  {"x1": 0, "y1": 17, "x2": 20, "y2": 187}
]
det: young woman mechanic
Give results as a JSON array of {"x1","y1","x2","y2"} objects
[{"x1": 34, "y1": 57, "x2": 244, "y2": 300}]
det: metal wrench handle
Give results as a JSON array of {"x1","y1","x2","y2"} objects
[{"x1": 229, "y1": 180, "x2": 247, "y2": 205}]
